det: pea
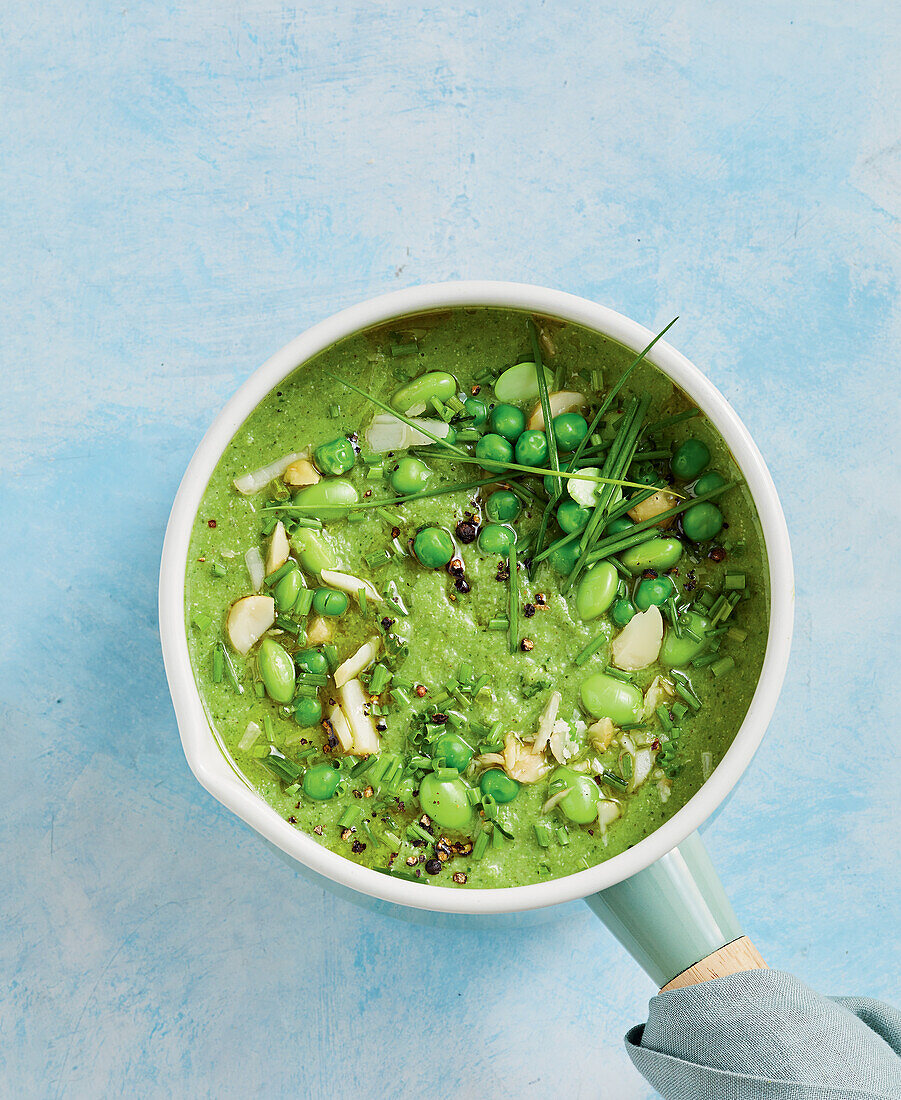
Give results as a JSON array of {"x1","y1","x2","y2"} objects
[
  {"x1": 431, "y1": 731, "x2": 474, "y2": 772},
  {"x1": 580, "y1": 672, "x2": 643, "y2": 724},
  {"x1": 413, "y1": 526, "x2": 454, "y2": 568},
  {"x1": 479, "y1": 768, "x2": 520, "y2": 804},
  {"x1": 493, "y1": 361, "x2": 554, "y2": 404},
  {"x1": 635, "y1": 574, "x2": 675, "y2": 610},
  {"x1": 295, "y1": 648, "x2": 328, "y2": 675},
  {"x1": 671, "y1": 438, "x2": 710, "y2": 481},
  {"x1": 514, "y1": 430, "x2": 548, "y2": 468},
  {"x1": 294, "y1": 696, "x2": 323, "y2": 726},
  {"x1": 544, "y1": 473, "x2": 557, "y2": 496},
  {"x1": 552, "y1": 412, "x2": 589, "y2": 452},
  {"x1": 475, "y1": 433, "x2": 513, "y2": 470},
  {"x1": 606, "y1": 516, "x2": 634, "y2": 536},
  {"x1": 693, "y1": 470, "x2": 726, "y2": 496},
  {"x1": 293, "y1": 478, "x2": 358, "y2": 521},
  {"x1": 575, "y1": 562, "x2": 618, "y2": 620},
  {"x1": 557, "y1": 499, "x2": 591, "y2": 534},
  {"x1": 619, "y1": 536, "x2": 683, "y2": 573},
  {"x1": 549, "y1": 540, "x2": 582, "y2": 575},
  {"x1": 660, "y1": 611, "x2": 712, "y2": 666},
  {"x1": 303, "y1": 762, "x2": 340, "y2": 801},
  {"x1": 390, "y1": 456, "x2": 431, "y2": 495},
  {"x1": 485, "y1": 489, "x2": 521, "y2": 523},
  {"x1": 390, "y1": 371, "x2": 457, "y2": 415},
  {"x1": 257, "y1": 637, "x2": 296, "y2": 704},
  {"x1": 489, "y1": 403, "x2": 526, "y2": 442},
  {"x1": 313, "y1": 437, "x2": 356, "y2": 476},
  {"x1": 274, "y1": 567, "x2": 303, "y2": 612},
  {"x1": 611, "y1": 598, "x2": 636, "y2": 627},
  {"x1": 478, "y1": 523, "x2": 515, "y2": 555},
  {"x1": 312, "y1": 588, "x2": 349, "y2": 616},
  {"x1": 550, "y1": 766, "x2": 600, "y2": 824},
  {"x1": 464, "y1": 396, "x2": 489, "y2": 426},
  {"x1": 290, "y1": 528, "x2": 335, "y2": 574},
  {"x1": 418, "y1": 772, "x2": 472, "y2": 831},
  {"x1": 682, "y1": 502, "x2": 724, "y2": 542}
]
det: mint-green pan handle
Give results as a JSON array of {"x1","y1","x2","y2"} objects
[{"x1": 585, "y1": 832, "x2": 746, "y2": 988}]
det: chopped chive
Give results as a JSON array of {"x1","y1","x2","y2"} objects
[
  {"x1": 294, "y1": 588, "x2": 314, "y2": 617},
  {"x1": 656, "y1": 704, "x2": 673, "y2": 731},
  {"x1": 671, "y1": 702, "x2": 689, "y2": 720},
  {"x1": 374, "y1": 867, "x2": 426, "y2": 883},
  {"x1": 575, "y1": 633, "x2": 607, "y2": 667},
  {"x1": 691, "y1": 654, "x2": 719, "y2": 668},
  {"x1": 555, "y1": 826, "x2": 570, "y2": 846},
  {"x1": 389, "y1": 341, "x2": 419, "y2": 358},
  {"x1": 674, "y1": 682, "x2": 702, "y2": 710},
  {"x1": 619, "y1": 752, "x2": 634, "y2": 780},
  {"x1": 253, "y1": 681, "x2": 266, "y2": 698},
  {"x1": 350, "y1": 756, "x2": 376, "y2": 778},
  {"x1": 192, "y1": 611, "x2": 213, "y2": 631},
  {"x1": 274, "y1": 615, "x2": 302, "y2": 634},
  {"x1": 471, "y1": 674, "x2": 490, "y2": 696},
  {"x1": 260, "y1": 516, "x2": 278, "y2": 537},
  {"x1": 603, "y1": 666, "x2": 634, "y2": 682},
  {"x1": 488, "y1": 618, "x2": 509, "y2": 631},
  {"x1": 602, "y1": 769, "x2": 628, "y2": 790},
  {"x1": 727, "y1": 626, "x2": 747, "y2": 643},
  {"x1": 219, "y1": 644, "x2": 243, "y2": 694},
  {"x1": 290, "y1": 516, "x2": 325, "y2": 529},
  {"x1": 369, "y1": 664, "x2": 392, "y2": 695},
  {"x1": 711, "y1": 656, "x2": 735, "y2": 677},
  {"x1": 209, "y1": 561, "x2": 227, "y2": 577},
  {"x1": 723, "y1": 573, "x2": 746, "y2": 591},
  {"x1": 472, "y1": 831, "x2": 490, "y2": 860},
  {"x1": 534, "y1": 822, "x2": 552, "y2": 848},
  {"x1": 212, "y1": 645, "x2": 224, "y2": 683},
  {"x1": 322, "y1": 645, "x2": 339, "y2": 670},
  {"x1": 407, "y1": 823, "x2": 435, "y2": 844},
  {"x1": 507, "y1": 545, "x2": 519, "y2": 654},
  {"x1": 365, "y1": 549, "x2": 392, "y2": 569},
  {"x1": 263, "y1": 561, "x2": 296, "y2": 588},
  {"x1": 360, "y1": 819, "x2": 383, "y2": 846},
  {"x1": 481, "y1": 794, "x2": 498, "y2": 820},
  {"x1": 491, "y1": 824, "x2": 504, "y2": 848},
  {"x1": 644, "y1": 407, "x2": 701, "y2": 434}
]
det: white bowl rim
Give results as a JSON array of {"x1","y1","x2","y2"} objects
[{"x1": 159, "y1": 280, "x2": 794, "y2": 915}]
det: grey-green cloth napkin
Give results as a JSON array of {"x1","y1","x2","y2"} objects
[{"x1": 626, "y1": 969, "x2": 901, "y2": 1099}]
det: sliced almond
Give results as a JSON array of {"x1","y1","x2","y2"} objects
[
  {"x1": 628, "y1": 489, "x2": 677, "y2": 527},
  {"x1": 265, "y1": 521, "x2": 290, "y2": 575},
  {"x1": 527, "y1": 390, "x2": 588, "y2": 431},
  {"x1": 283, "y1": 459, "x2": 320, "y2": 488},
  {"x1": 320, "y1": 569, "x2": 383, "y2": 606},
  {"x1": 643, "y1": 674, "x2": 675, "y2": 719},
  {"x1": 588, "y1": 717, "x2": 617, "y2": 754},
  {"x1": 306, "y1": 615, "x2": 333, "y2": 645},
  {"x1": 226, "y1": 595, "x2": 275, "y2": 655},
  {"x1": 334, "y1": 636, "x2": 380, "y2": 689},
  {"x1": 503, "y1": 733, "x2": 552, "y2": 784},
  {"x1": 610, "y1": 605, "x2": 664, "y2": 671},
  {"x1": 338, "y1": 678, "x2": 379, "y2": 755},
  {"x1": 326, "y1": 704, "x2": 354, "y2": 753}
]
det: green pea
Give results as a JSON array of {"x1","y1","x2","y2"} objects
[
  {"x1": 418, "y1": 772, "x2": 472, "y2": 830},
  {"x1": 274, "y1": 567, "x2": 303, "y2": 612},
  {"x1": 390, "y1": 456, "x2": 431, "y2": 495},
  {"x1": 295, "y1": 648, "x2": 328, "y2": 675},
  {"x1": 550, "y1": 766, "x2": 600, "y2": 824},
  {"x1": 580, "y1": 672, "x2": 643, "y2": 724},
  {"x1": 575, "y1": 562, "x2": 618, "y2": 620},
  {"x1": 390, "y1": 371, "x2": 458, "y2": 415},
  {"x1": 557, "y1": 499, "x2": 591, "y2": 534},
  {"x1": 485, "y1": 489, "x2": 521, "y2": 523},
  {"x1": 413, "y1": 526, "x2": 454, "y2": 568},
  {"x1": 290, "y1": 528, "x2": 335, "y2": 574},
  {"x1": 478, "y1": 523, "x2": 515, "y2": 555},
  {"x1": 257, "y1": 637, "x2": 296, "y2": 704},
  {"x1": 475, "y1": 433, "x2": 513, "y2": 470},
  {"x1": 431, "y1": 731, "x2": 474, "y2": 772},
  {"x1": 660, "y1": 611, "x2": 712, "y2": 666},
  {"x1": 605, "y1": 516, "x2": 635, "y2": 536},
  {"x1": 682, "y1": 502, "x2": 724, "y2": 542},
  {"x1": 303, "y1": 762, "x2": 340, "y2": 801},
  {"x1": 313, "y1": 437, "x2": 356, "y2": 476},
  {"x1": 544, "y1": 473, "x2": 558, "y2": 497},
  {"x1": 514, "y1": 429, "x2": 548, "y2": 468},
  {"x1": 464, "y1": 396, "x2": 489, "y2": 426},
  {"x1": 294, "y1": 696, "x2": 323, "y2": 726},
  {"x1": 552, "y1": 412, "x2": 589, "y2": 452},
  {"x1": 493, "y1": 361, "x2": 554, "y2": 404},
  {"x1": 619, "y1": 536, "x2": 683, "y2": 573},
  {"x1": 671, "y1": 438, "x2": 710, "y2": 481},
  {"x1": 611, "y1": 598, "x2": 636, "y2": 627},
  {"x1": 489, "y1": 403, "x2": 526, "y2": 442},
  {"x1": 479, "y1": 768, "x2": 520, "y2": 804},
  {"x1": 293, "y1": 478, "x2": 359, "y2": 521},
  {"x1": 693, "y1": 470, "x2": 726, "y2": 496},
  {"x1": 549, "y1": 540, "x2": 582, "y2": 575},
  {"x1": 635, "y1": 575, "x2": 675, "y2": 610},
  {"x1": 312, "y1": 588, "x2": 349, "y2": 617}
]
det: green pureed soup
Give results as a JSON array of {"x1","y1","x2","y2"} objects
[{"x1": 186, "y1": 309, "x2": 769, "y2": 888}]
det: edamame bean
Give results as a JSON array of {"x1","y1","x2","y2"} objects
[
  {"x1": 493, "y1": 361, "x2": 554, "y2": 404},
  {"x1": 274, "y1": 567, "x2": 303, "y2": 612},
  {"x1": 294, "y1": 696, "x2": 323, "y2": 726},
  {"x1": 552, "y1": 412, "x2": 589, "y2": 452},
  {"x1": 431, "y1": 731, "x2": 474, "y2": 772},
  {"x1": 682, "y1": 502, "x2": 724, "y2": 542},
  {"x1": 290, "y1": 529, "x2": 335, "y2": 574},
  {"x1": 390, "y1": 371, "x2": 458, "y2": 415},
  {"x1": 671, "y1": 438, "x2": 710, "y2": 480},
  {"x1": 605, "y1": 516, "x2": 634, "y2": 536},
  {"x1": 418, "y1": 772, "x2": 472, "y2": 830},
  {"x1": 514, "y1": 429, "x2": 548, "y2": 467},
  {"x1": 390, "y1": 456, "x2": 431, "y2": 495},
  {"x1": 295, "y1": 648, "x2": 329, "y2": 675},
  {"x1": 489, "y1": 403, "x2": 526, "y2": 442},
  {"x1": 313, "y1": 437, "x2": 356, "y2": 476},
  {"x1": 293, "y1": 478, "x2": 359, "y2": 521},
  {"x1": 475, "y1": 433, "x2": 513, "y2": 470},
  {"x1": 485, "y1": 489, "x2": 521, "y2": 523},
  {"x1": 413, "y1": 526, "x2": 454, "y2": 567},
  {"x1": 479, "y1": 768, "x2": 520, "y2": 804},
  {"x1": 575, "y1": 562, "x2": 618, "y2": 620},
  {"x1": 464, "y1": 396, "x2": 489, "y2": 426},
  {"x1": 693, "y1": 470, "x2": 725, "y2": 496},
  {"x1": 303, "y1": 762, "x2": 340, "y2": 800},
  {"x1": 478, "y1": 523, "x2": 515, "y2": 555},
  {"x1": 635, "y1": 575, "x2": 675, "y2": 610},
  {"x1": 550, "y1": 766, "x2": 600, "y2": 824},
  {"x1": 611, "y1": 598, "x2": 636, "y2": 627},
  {"x1": 549, "y1": 540, "x2": 582, "y2": 575},
  {"x1": 580, "y1": 672, "x2": 643, "y2": 724},
  {"x1": 257, "y1": 637, "x2": 296, "y2": 704},
  {"x1": 619, "y1": 536, "x2": 683, "y2": 573},
  {"x1": 557, "y1": 499, "x2": 591, "y2": 534},
  {"x1": 312, "y1": 588, "x2": 349, "y2": 616},
  {"x1": 660, "y1": 611, "x2": 712, "y2": 666}
]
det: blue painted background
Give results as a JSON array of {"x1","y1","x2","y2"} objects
[{"x1": 2, "y1": 2, "x2": 899, "y2": 1096}]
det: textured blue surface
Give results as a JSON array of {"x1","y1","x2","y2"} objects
[{"x1": 2, "y1": 3, "x2": 899, "y2": 1097}]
